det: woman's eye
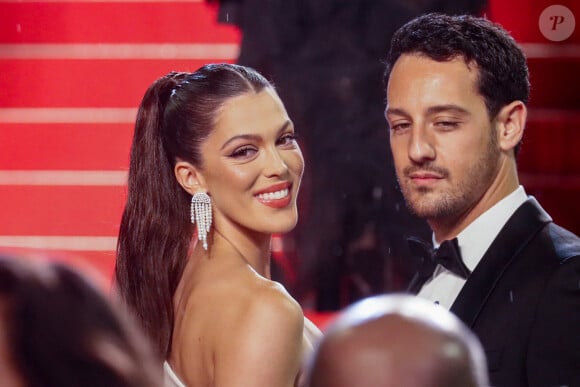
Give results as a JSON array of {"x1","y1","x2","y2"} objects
[
  {"x1": 277, "y1": 133, "x2": 297, "y2": 146},
  {"x1": 230, "y1": 147, "x2": 257, "y2": 159}
]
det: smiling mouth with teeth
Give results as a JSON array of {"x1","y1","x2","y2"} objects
[{"x1": 257, "y1": 188, "x2": 289, "y2": 201}]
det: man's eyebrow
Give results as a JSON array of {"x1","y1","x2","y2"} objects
[
  {"x1": 385, "y1": 107, "x2": 410, "y2": 118},
  {"x1": 385, "y1": 105, "x2": 470, "y2": 118},
  {"x1": 425, "y1": 104, "x2": 470, "y2": 115}
]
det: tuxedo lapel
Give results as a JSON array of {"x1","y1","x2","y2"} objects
[{"x1": 450, "y1": 198, "x2": 552, "y2": 326}]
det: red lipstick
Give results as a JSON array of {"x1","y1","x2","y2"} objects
[{"x1": 255, "y1": 182, "x2": 292, "y2": 208}]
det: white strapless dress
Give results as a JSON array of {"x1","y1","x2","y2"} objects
[{"x1": 164, "y1": 362, "x2": 186, "y2": 387}]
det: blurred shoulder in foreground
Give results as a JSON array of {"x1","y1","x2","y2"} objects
[{"x1": 0, "y1": 254, "x2": 162, "y2": 387}]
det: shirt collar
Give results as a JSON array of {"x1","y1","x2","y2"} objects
[{"x1": 433, "y1": 186, "x2": 528, "y2": 271}]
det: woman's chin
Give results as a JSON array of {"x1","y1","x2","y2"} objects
[{"x1": 265, "y1": 217, "x2": 298, "y2": 235}]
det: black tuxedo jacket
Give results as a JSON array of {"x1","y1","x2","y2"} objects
[{"x1": 450, "y1": 198, "x2": 580, "y2": 387}]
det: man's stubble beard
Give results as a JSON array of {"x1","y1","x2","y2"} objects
[{"x1": 399, "y1": 127, "x2": 501, "y2": 222}]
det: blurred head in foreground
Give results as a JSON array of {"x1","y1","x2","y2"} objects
[
  {"x1": 0, "y1": 255, "x2": 162, "y2": 387},
  {"x1": 305, "y1": 294, "x2": 488, "y2": 387}
]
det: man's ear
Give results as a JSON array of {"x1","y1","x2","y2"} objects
[
  {"x1": 174, "y1": 160, "x2": 207, "y2": 195},
  {"x1": 496, "y1": 100, "x2": 527, "y2": 152}
]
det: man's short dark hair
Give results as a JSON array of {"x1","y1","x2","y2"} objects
[{"x1": 384, "y1": 13, "x2": 530, "y2": 120}]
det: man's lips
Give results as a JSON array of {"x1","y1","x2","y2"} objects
[
  {"x1": 408, "y1": 172, "x2": 443, "y2": 180},
  {"x1": 404, "y1": 165, "x2": 448, "y2": 180},
  {"x1": 405, "y1": 168, "x2": 447, "y2": 187}
]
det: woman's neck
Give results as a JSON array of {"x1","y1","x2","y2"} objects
[{"x1": 210, "y1": 226, "x2": 272, "y2": 278}]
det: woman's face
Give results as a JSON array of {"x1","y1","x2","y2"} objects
[{"x1": 199, "y1": 88, "x2": 304, "y2": 235}]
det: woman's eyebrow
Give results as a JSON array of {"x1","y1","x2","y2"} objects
[{"x1": 220, "y1": 120, "x2": 292, "y2": 150}]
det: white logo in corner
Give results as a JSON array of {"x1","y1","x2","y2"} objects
[{"x1": 539, "y1": 5, "x2": 575, "y2": 42}]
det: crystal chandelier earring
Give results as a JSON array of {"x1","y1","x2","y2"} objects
[{"x1": 190, "y1": 192, "x2": 212, "y2": 250}]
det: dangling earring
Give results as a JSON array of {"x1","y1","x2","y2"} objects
[{"x1": 190, "y1": 192, "x2": 212, "y2": 250}]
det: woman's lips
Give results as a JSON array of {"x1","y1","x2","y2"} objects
[{"x1": 255, "y1": 183, "x2": 292, "y2": 208}]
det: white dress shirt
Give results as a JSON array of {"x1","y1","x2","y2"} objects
[{"x1": 417, "y1": 186, "x2": 528, "y2": 309}]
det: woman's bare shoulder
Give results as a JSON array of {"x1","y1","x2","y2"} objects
[
  {"x1": 213, "y1": 278, "x2": 304, "y2": 386},
  {"x1": 224, "y1": 273, "x2": 304, "y2": 331},
  {"x1": 182, "y1": 263, "x2": 304, "y2": 338},
  {"x1": 250, "y1": 278, "x2": 303, "y2": 321},
  {"x1": 172, "y1": 256, "x2": 306, "y2": 386}
]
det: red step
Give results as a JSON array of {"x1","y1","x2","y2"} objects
[
  {"x1": 519, "y1": 112, "x2": 580, "y2": 174},
  {"x1": 0, "y1": 123, "x2": 132, "y2": 170},
  {"x1": 1, "y1": 2, "x2": 240, "y2": 44},
  {"x1": 0, "y1": 59, "x2": 237, "y2": 108},
  {"x1": 527, "y1": 58, "x2": 580, "y2": 110},
  {"x1": 0, "y1": 185, "x2": 126, "y2": 236}
]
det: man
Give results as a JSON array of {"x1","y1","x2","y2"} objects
[
  {"x1": 304, "y1": 294, "x2": 488, "y2": 387},
  {"x1": 384, "y1": 13, "x2": 580, "y2": 387}
]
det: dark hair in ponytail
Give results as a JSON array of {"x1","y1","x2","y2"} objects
[{"x1": 115, "y1": 63, "x2": 272, "y2": 357}]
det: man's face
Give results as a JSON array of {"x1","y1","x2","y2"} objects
[{"x1": 385, "y1": 54, "x2": 500, "y2": 225}]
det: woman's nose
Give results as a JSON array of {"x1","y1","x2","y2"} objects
[{"x1": 264, "y1": 148, "x2": 289, "y2": 177}]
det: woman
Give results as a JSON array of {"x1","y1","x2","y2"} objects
[{"x1": 115, "y1": 63, "x2": 321, "y2": 387}]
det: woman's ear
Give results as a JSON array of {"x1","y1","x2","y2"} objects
[
  {"x1": 496, "y1": 100, "x2": 527, "y2": 152},
  {"x1": 174, "y1": 160, "x2": 207, "y2": 195}
]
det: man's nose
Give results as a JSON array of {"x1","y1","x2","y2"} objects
[{"x1": 408, "y1": 126, "x2": 435, "y2": 163}]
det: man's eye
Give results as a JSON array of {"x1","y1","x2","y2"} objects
[
  {"x1": 390, "y1": 122, "x2": 410, "y2": 132},
  {"x1": 435, "y1": 121, "x2": 460, "y2": 129}
]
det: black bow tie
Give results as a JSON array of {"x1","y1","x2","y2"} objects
[{"x1": 406, "y1": 236, "x2": 471, "y2": 294}]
